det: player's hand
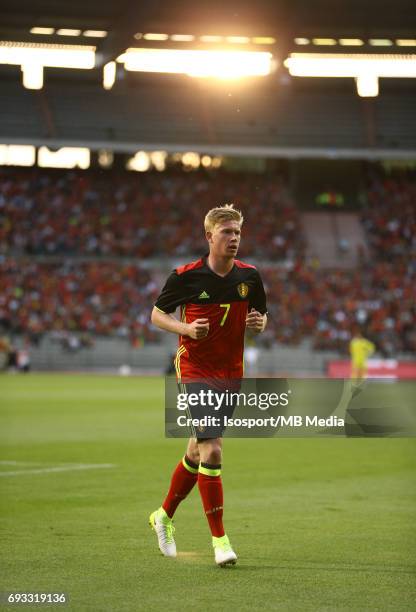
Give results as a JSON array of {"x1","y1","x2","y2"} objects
[
  {"x1": 245, "y1": 308, "x2": 264, "y2": 333},
  {"x1": 186, "y1": 318, "x2": 210, "y2": 339}
]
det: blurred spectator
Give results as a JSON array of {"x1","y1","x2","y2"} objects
[
  {"x1": 0, "y1": 335, "x2": 18, "y2": 370},
  {"x1": 361, "y1": 174, "x2": 416, "y2": 261},
  {"x1": 16, "y1": 338, "x2": 31, "y2": 373}
]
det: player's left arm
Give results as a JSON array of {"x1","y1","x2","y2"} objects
[
  {"x1": 246, "y1": 270, "x2": 268, "y2": 334},
  {"x1": 246, "y1": 309, "x2": 267, "y2": 333}
]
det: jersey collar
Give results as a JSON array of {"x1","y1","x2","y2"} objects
[{"x1": 203, "y1": 253, "x2": 236, "y2": 280}]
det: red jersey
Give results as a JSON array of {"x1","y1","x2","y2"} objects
[{"x1": 154, "y1": 256, "x2": 267, "y2": 383}]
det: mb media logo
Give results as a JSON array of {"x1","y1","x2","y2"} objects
[{"x1": 199, "y1": 291, "x2": 210, "y2": 299}]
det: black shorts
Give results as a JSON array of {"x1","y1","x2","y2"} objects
[{"x1": 178, "y1": 382, "x2": 238, "y2": 440}]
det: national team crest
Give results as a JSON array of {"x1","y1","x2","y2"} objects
[{"x1": 237, "y1": 282, "x2": 249, "y2": 298}]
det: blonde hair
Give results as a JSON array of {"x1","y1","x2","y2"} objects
[{"x1": 204, "y1": 203, "x2": 244, "y2": 233}]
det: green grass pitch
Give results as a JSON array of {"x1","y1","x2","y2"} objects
[{"x1": 1, "y1": 374, "x2": 415, "y2": 611}]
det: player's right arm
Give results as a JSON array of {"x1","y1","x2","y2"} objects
[
  {"x1": 151, "y1": 308, "x2": 209, "y2": 339},
  {"x1": 151, "y1": 270, "x2": 209, "y2": 339}
]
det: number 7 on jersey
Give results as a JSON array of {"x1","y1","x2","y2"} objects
[{"x1": 219, "y1": 303, "x2": 230, "y2": 326}]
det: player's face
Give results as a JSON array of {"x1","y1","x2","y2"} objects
[{"x1": 207, "y1": 220, "x2": 241, "y2": 257}]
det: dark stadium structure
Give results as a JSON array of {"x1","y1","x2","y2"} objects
[{"x1": 0, "y1": 0, "x2": 416, "y2": 156}]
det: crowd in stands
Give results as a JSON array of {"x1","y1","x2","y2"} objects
[
  {"x1": 360, "y1": 173, "x2": 416, "y2": 261},
  {"x1": 0, "y1": 166, "x2": 415, "y2": 357},
  {"x1": 0, "y1": 259, "x2": 160, "y2": 348},
  {"x1": 0, "y1": 167, "x2": 303, "y2": 260},
  {"x1": 1, "y1": 256, "x2": 414, "y2": 356},
  {"x1": 263, "y1": 259, "x2": 415, "y2": 356}
]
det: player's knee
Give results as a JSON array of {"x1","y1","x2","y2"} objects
[
  {"x1": 200, "y1": 439, "x2": 222, "y2": 464},
  {"x1": 187, "y1": 448, "x2": 200, "y2": 463}
]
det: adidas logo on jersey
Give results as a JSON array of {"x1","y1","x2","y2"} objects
[{"x1": 199, "y1": 291, "x2": 210, "y2": 299}]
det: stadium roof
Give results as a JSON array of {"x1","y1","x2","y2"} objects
[
  {"x1": 1, "y1": 1, "x2": 415, "y2": 157},
  {"x1": 1, "y1": 0, "x2": 416, "y2": 68}
]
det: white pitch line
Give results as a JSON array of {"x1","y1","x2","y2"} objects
[
  {"x1": 0, "y1": 463, "x2": 116, "y2": 477},
  {"x1": 0, "y1": 460, "x2": 44, "y2": 466}
]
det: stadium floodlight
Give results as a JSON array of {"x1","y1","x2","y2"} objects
[
  {"x1": 122, "y1": 48, "x2": 273, "y2": 79},
  {"x1": 181, "y1": 152, "x2": 200, "y2": 168},
  {"x1": 226, "y1": 36, "x2": 251, "y2": 44},
  {"x1": 285, "y1": 53, "x2": 416, "y2": 77},
  {"x1": 83, "y1": 30, "x2": 108, "y2": 38},
  {"x1": 355, "y1": 74, "x2": 379, "y2": 97},
  {"x1": 312, "y1": 38, "x2": 337, "y2": 46},
  {"x1": 251, "y1": 37, "x2": 276, "y2": 45},
  {"x1": 143, "y1": 33, "x2": 169, "y2": 41},
  {"x1": 0, "y1": 144, "x2": 35, "y2": 166},
  {"x1": 0, "y1": 41, "x2": 95, "y2": 89},
  {"x1": 150, "y1": 151, "x2": 167, "y2": 171},
  {"x1": 56, "y1": 29, "x2": 82, "y2": 37},
  {"x1": 285, "y1": 53, "x2": 416, "y2": 96},
  {"x1": 103, "y1": 61, "x2": 116, "y2": 89},
  {"x1": 339, "y1": 39, "x2": 364, "y2": 46},
  {"x1": 396, "y1": 39, "x2": 416, "y2": 46},
  {"x1": 127, "y1": 152, "x2": 151, "y2": 172},
  {"x1": 98, "y1": 149, "x2": 114, "y2": 168},
  {"x1": 21, "y1": 63, "x2": 44, "y2": 89},
  {"x1": 294, "y1": 38, "x2": 310, "y2": 45},
  {"x1": 38, "y1": 146, "x2": 90, "y2": 169},
  {"x1": 30, "y1": 27, "x2": 55, "y2": 35},
  {"x1": 369, "y1": 39, "x2": 393, "y2": 46},
  {"x1": 170, "y1": 34, "x2": 195, "y2": 42},
  {"x1": 199, "y1": 154, "x2": 223, "y2": 168}
]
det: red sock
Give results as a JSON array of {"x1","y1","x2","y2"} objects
[
  {"x1": 162, "y1": 455, "x2": 199, "y2": 518},
  {"x1": 198, "y1": 463, "x2": 224, "y2": 537}
]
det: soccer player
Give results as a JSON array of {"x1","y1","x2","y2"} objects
[
  {"x1": 349, "y1": 330, "x2": 375, "y2": 385},
  {"x1": 149, "y1": 204, "x2": 267, "y2": 566}
]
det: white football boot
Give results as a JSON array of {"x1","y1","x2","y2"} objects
[
  {"x1": 149, "y1": 507, "x2": 177, "y2": 558},
  {"x1": 213, "y1": 534, "x2": 237, "y2": 567}
]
